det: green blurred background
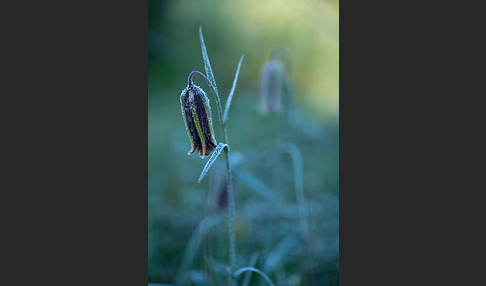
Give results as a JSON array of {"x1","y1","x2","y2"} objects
[{"x1": 148, "y1": 0, "x2": 339, "y2": 285}]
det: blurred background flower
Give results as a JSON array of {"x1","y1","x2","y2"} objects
[
  {"x1": 149, "y1": 0, "x2": 338, "y2": 285},
  {"x1": 259, "y1": 58, "x2": 285, "y2": 114}
]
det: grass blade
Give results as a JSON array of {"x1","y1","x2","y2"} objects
[
  {"x1": 174, "y1": 215, "x2": 220, "y2": 285},
  {"x1": 263, "y1": 231, "x2": 299, "y2": 273},
  {"x1": 198, "y1": 143, "x2": 228, "y2": 183},
  {"x1": 235, "y1": 267, "x2": 275, "y2": 286},
  {"x1": 223, "y1": 54, "x2": 245, "y2": 125},
  {"x1": 199, "y1": 26, "x2": 218, "y2": 96},
  {"x1": 241, "y1": 252, "x2": 260, "y2": 286},
  {"x1": 233, "y1": 168, "x2": 276, "y2": 202}
]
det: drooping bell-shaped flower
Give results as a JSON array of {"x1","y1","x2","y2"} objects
[
  {"x1": 180, "y1": 83, "x2": 217, "y2": 158},
  {"x1": 259, "y1": 59, "x2": 285, "y2": 114}
]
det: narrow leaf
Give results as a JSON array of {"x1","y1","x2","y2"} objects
[
  {"x1": 233, "y1": 168, "x2": 276, "y2": 202},
  {"x1": 175, "y1": 215, "x2": 220, "y2": 284},
  {"x1": 223, "y1": 54, "x2": 245, "y2": 124},
  {"x1": 241, "y1": 252, "x2": 260, "y2": 286},
  {"x1": 235, "y1": 267, "x2": 276, "y2": 286},
  {"x1": 199, "y1": 26, "x2": 218, "y2": 96},
  {"x1": 198, "y1": 143, "x2": 228, "y2": 183}
]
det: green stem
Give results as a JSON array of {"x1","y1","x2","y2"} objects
[
  {"x1": 225, "y1": 145, "x2": 236, "y2": 286},
  {"x1": 189, "y1": 71, "x2": 236, "y2": 285}
]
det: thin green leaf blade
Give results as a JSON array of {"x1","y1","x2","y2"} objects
[
  {"x1": 241, "y1": 252, "x2": 260, "y2": 286},
  {"x1": 233, "y1": 168, "x2": 276, "y2": 202},
  {"x1": 199, "y1": 26, "x2": 218, "y2": 95},
  {"x1": 223, "y1": 54, "x2": 245, "y2": 124},
  {"x1": 235, "y1": 267, "x2": 275, "y2": 286},
  {"x1": 198, "y1": 143, "x2": 228, "y2": 183}
]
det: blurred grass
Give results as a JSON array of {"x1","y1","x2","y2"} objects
[{"x1": 149, "y1": 0, "x2": 339, "y2": 285}]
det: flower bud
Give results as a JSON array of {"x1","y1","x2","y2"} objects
[
  {"x1": 180, "y1": 84, "x2": 217, "y2": 158},
  {"x1": 259, "y1": 59, "x2": 285, "y2": 114}
]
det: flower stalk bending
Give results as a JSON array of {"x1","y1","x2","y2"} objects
[{"x1": 183, "y1": 71, "x2": 236, "y2": 285}]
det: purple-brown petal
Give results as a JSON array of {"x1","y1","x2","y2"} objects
[
  {"x1": 184, "y1": 89, "x2": 202, "y2": 154},
  {"x1": 193, "y1": 89, "x2": 217, "y2": 149}
]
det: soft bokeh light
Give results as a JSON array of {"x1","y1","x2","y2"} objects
[{"x1": 149, "y1": 0, "x2": 338, "y2": 122}]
